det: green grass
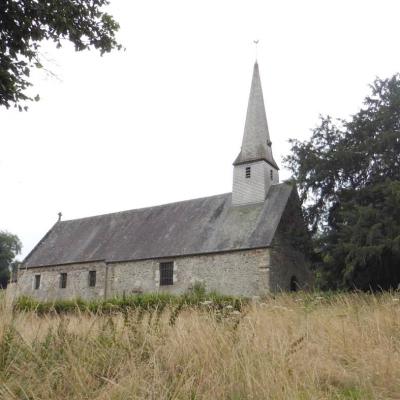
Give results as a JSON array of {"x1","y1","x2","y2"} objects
[
  {"x1": 3, "y1": 291, "x2": 400, "y2": 399},
  {"x1": 15, "y1": 289, "x2": 246, "y2": 315}
]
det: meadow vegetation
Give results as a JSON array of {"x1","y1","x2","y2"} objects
[{"x1": 1, "y1": 291, "x2": 400, "y2": 399}]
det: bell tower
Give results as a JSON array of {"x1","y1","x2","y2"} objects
[{"x1": 232, "y1": 62, "x2": 279, "y2": 206}]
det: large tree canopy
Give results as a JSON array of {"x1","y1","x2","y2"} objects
[
  {"x1": 0, "y1": 0, "x2": 121, "y2": 110},
  {"x1": 285, "y1": 75, "x2": 400, "y2": 290},
  {"x1": 0, "y1": 231, "x2": 22, "y2": 288}
]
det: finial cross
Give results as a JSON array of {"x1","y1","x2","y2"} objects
[{"x1": 253, "y1": 39, "x2": 259, "y2": 61}]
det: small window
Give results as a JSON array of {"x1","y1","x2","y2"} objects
[
  {"x1": 160, "y1": 262, "x2": 174, "y2": 286},
  {"x1": 88, "y1": 270, "x2": 96, "y2": 287},
  {"x1": 34, "y1": 274, "x2": 41, "y2": 290},
  {"x1": 60, "y1": 273, "x2": 67, "y2": 289},
  {"x1": 270, "y1": 170, "x2": 273, "y2": 180},
  {"x1": 245, "y1": 166, "x2": 251, "y2": 178}
]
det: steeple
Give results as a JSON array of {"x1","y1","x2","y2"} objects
[
  {"x1": 234, "y1": 62, "x2": 278, "y2": 169},
  {"x1": 232, "y1": 62, "x2": 279, "y2": 206}
]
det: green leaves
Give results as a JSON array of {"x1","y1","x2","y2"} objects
[
  {"x1": 0, "y1": 0, "x2": 121, "y2": 110},
  {"x1": 285, "y1": 75, "x2": 400, "y2": 290},
  {"x1": 0, "y1": 231, "x2": 21, "y2": 288}
]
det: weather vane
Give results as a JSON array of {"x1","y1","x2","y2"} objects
[{"x1": 253, "y1": 39, "x2": 259, "y2": 61}]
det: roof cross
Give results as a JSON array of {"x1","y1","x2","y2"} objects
[{"x1": 253, "y1": 39, "x2": 259, "y2": 61}]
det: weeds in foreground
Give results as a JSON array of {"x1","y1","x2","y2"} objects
[
  {"x1": 0, "y1": 291, "x2": 399, "y2": 399},
  {"x1": 14, "y1": 288, "x2": 245, "y2": 315}
]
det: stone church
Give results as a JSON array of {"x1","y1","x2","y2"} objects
[{"x1": 16, "y1": 62, "x2": 312, "y2": 300}]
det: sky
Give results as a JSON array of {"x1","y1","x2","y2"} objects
[{"x1": 1, "y1": 0, "x2": 400, "y2": 259}]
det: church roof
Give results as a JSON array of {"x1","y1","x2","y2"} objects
[
  {"x1": 234, "y1": 62, "x2": 278, "y2": 169},
  {"x1": 23, "y1": 183, "x2": 293, "y2": 268}
]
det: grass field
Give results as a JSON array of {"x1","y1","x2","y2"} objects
[{"x1": 0, "y1": 291, "x2": 399, "y2": 399}]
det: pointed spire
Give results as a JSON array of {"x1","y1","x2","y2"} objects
[{"x1": 233, "y1": 62, "x2": 278, "y2": 169}]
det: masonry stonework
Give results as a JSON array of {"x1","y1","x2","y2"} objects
[
  {"x1": 17, "y1": 261, "x2": 107, "y2": 301},
  {"x1": 110, "y1": 249, "x2": 270, "y2": 297},
  {"x1": 16, "y1": 249, "x2": 273, "y2": 301},
  {"x1": 269, "y1": 245, "x2": 312, "y2": 291},
  {"x1": 268, "y1": 188, "x2": 314, "y2": 291}
]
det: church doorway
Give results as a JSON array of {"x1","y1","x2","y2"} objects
[{"x1": 290, "y1": 275, "x2": 299, "y2": 292}]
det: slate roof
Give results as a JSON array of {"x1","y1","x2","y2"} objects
[
  {"x1": 234, "y1": 62, "x2": 279, "y2": 169},
  {"x1": 23, "y1": 183, "x2": 293, "y2": 268}
]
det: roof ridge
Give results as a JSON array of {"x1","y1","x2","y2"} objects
[{"x1": 61, "y1": 192, "x2": 232, "y2": 223}]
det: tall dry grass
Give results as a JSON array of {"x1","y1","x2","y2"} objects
[{"x1": 0, "y1": 292, "x2": 400, "y2": 399}]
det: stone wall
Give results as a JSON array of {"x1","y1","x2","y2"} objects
[
  {"x1": 109, "y1": 248, "x2": 270, "y2": 297},
  {"x1": 17, "y1": 261, "x2": 107, "y2": 301},
  {"x1": 269, "y1": 244, "x2": 312, "y2": 291},
  {"x1": 268, "y1": 187, "x2": 314, "y2": 292},
  {"x1": 16, "y1": 243, "x2": 312, "y2": 301},
  {"x1": 16, "y1": 249, "x2": 271, "y2": 300}
]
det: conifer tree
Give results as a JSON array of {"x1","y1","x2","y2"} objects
[{"x1": 286, "y1": 75, "x2": 400, "y2": 289}]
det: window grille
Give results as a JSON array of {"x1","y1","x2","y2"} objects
[
  {"x1": 270, "y1": 170, "x2": 273, "y2": 180},
  {"x1": 160, "y1": 262, "x2": 174, "y2": 286},
  {"x1": 34, "y1": 274, "x2": 41, "y2": 290},
  {"x1": 89, "y1": 271, "x2": 96, "y2": 287},
  {"x1": 60, "y1": 273, "x2": 67, "y2": 289},
  {"x1": 245, "y1": 166, "x2": 251, "y2": 178}
]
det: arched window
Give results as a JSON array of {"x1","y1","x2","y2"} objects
[{"x1": 290, "y1": 275, "x2": 299, "y2": 292}]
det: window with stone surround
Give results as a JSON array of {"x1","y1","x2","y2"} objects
[
  {"x1": 160, "y1": 262, "x2": 174, "y2": 286},
  {"x1": 60, "y1": 273, "x2": 67, "y2": 289},
  {"x1": 34, "y1": 274, "x2": 41, "y2": 290},
  {"x1": 89, "y1": 270, "x2": 96, "y2": 287},
  {"x1": 245, "y1": 166, "x2": 251, "y2": 178},
  {"x1": 270, "y1": 169, "x2": 273, "y2": 180}
]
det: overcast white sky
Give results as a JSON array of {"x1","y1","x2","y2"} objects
[{"x1": 1, "y1": 0, "x2": 399, "y2": 259}]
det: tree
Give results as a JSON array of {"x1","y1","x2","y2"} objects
[
  {"x1": 0, "y1": 0, "x2": 121, "y2": 110},
  {"x1": 285, "y1": 74, "x2": 400, "y2": 290},
  {"x1": 0, "y1": 231, "x2": 22, "y2": 288}
]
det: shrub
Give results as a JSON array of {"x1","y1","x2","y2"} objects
[{"x1": 14, "y1": 292, "x2": 247, "y2": 315}]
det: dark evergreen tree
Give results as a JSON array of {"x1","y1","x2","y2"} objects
[{"x1": 285, "y1": 75, "x2": 400, "y2": 289}]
